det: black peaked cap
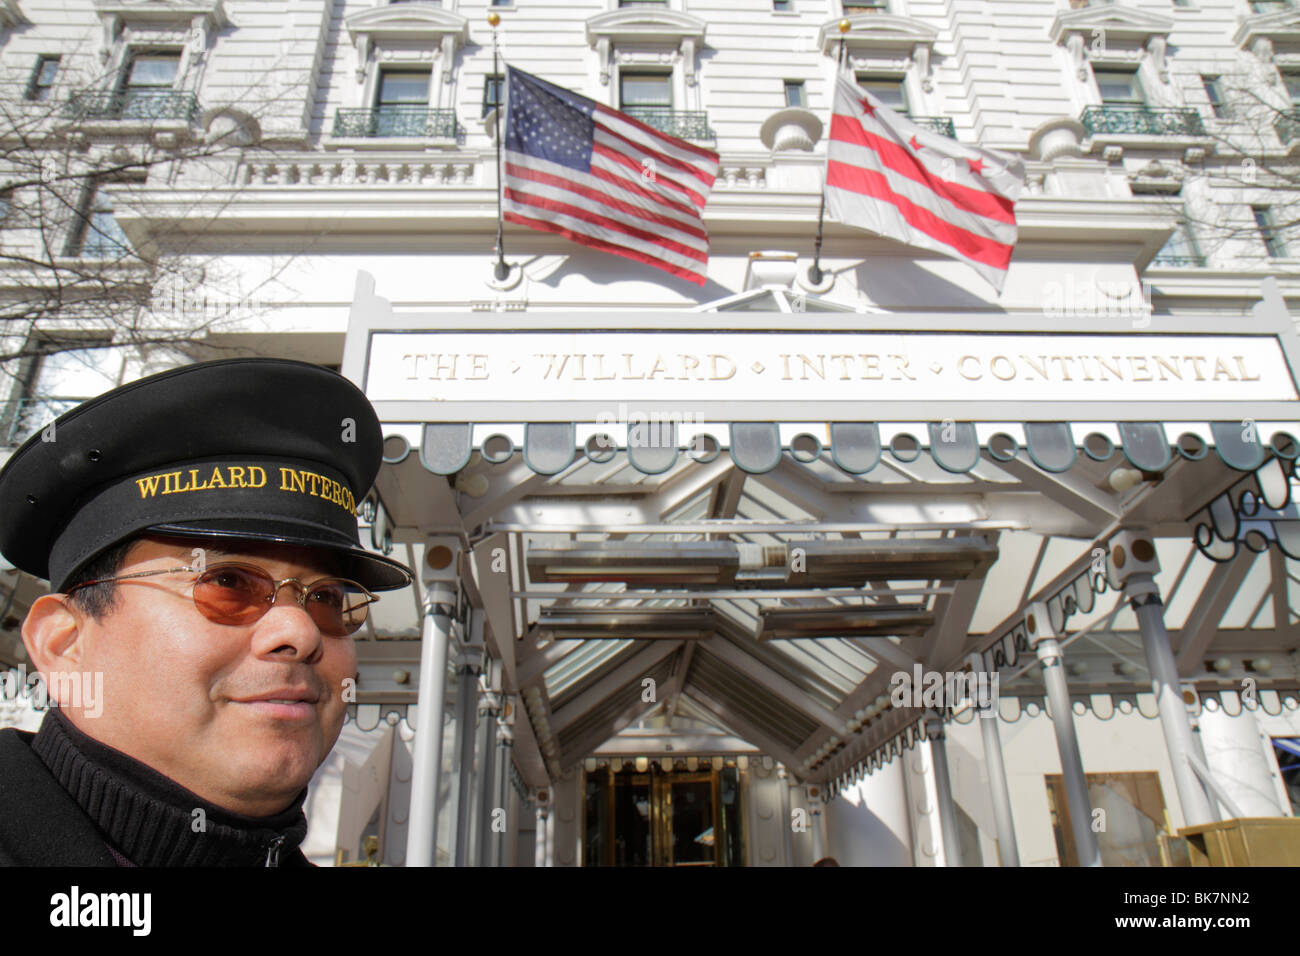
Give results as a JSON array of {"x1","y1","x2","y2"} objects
[{"x1": 0, "y1": 358, "x2": 412, "y2": 592}]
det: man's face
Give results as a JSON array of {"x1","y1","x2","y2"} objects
[{"x1": 47, "y1": 535, "x2": 357, "y2": 817}]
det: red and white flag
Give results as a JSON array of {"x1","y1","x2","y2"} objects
[
  {"x1": 502, "y1": 66, "x2": 719, "y2": 286},
  {"x1": 825, "y1": 71, "x2": 1024, "y2": 293}
]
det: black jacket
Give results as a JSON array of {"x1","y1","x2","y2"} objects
[
  {"x1": 0, "y1": 726, "x2": 116, "y2": 866},
  {"x1": 0, "y1": 711, "x2": 313, "y2": 867}
]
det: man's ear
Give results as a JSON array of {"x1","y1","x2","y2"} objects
[{"x1": 21, "y1": 594, "x2": 88, "y2": 675}]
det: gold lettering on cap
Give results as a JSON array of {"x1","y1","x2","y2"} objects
[
  {"x1": 135, "y1": 474, "x2": 164, "y2": 498},
  {"x1": 130, "y1": 464, "x2": 352, "y2": 515}
]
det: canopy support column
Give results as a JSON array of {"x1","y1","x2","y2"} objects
[
  {"x1": 977, "y1": 658, "x2": 1024, "y2": 868},
  {"x1": 1028, "y1": 612, "x2": 1101, "y2": 867},
  {"x1": 924, "y1": 710, "x2": 962, "y2": 866},
  {"x1": 493, "y1": 697, "x2": 515, "y2": 866},
  {"x1": 452, "y1": 650, "x2": 482, "y2": 867},
  {"x1": 778, "y1": 765, "x2": 794, "y2": 865},
  {"x1": 473, "y1": 680, "x2": 499, "y2": 866},
  {"x1": 534, "y1": 798, "x2": 549, "y2": 867},
  {"x1": 1128, "y1": 571, "x2": 1217, "y2": 827},
  {"x1": 809, "y1": 786, "x2": 825, "y2": 862},
  {"x1": 404, "y1": 581, "x2": 456, "y2": 868}
]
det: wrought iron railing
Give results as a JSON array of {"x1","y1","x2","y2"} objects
[
  {"x1": 332, "y1": 107, "x2": 460, "y2": 139},
  {"x1": 623, "y1": 108, "x2": 716, "y2": 141},
  {"x1": 63, "y1": 89, "x2": 199, "y2": 124},
  {"x1": 1275, "y1": 110, "x2": 1300, "y2": 147},
  {"x1": 2, "y1": 397, "x2": 88, "y2": 447},
  {"x1": 910, "y1": 115, "x2": 956, "y2": 138},
  {"x1": 1080, "y1": 105, "x2": 1207, "y2": 137},
  {"x1": 1151, "y1": 254, "x2": 1207, "y2": 268}
]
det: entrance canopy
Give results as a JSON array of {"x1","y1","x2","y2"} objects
[{"x1": 343, "y1": 273, "x2": 1300, "y2": 794}]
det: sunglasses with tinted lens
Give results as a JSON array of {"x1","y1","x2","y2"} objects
[{"x1": 66, "y1": 562, "x2": 378, "y2": 637}]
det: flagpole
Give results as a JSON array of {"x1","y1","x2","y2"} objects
[
  {"x1": 489, "y1": 12, "x2": 510, "y2": 281},
  {"x1": 810, "y1": 20, "x2": 850, "y2": 286}
]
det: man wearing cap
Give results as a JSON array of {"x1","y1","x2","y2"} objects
[{"x1": 0, "y1": 358, "x2": 412, "y2": 866}]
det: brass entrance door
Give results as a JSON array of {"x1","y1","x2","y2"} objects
[
  {"x1": 652, "y1": 771, "x2": 718, "y2": 867},
  {"x1": 586, "y1": 765, "x2": 744, "y2": 866}
]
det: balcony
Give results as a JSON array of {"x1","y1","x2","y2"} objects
[
  {"x1": 623, "y1": 108, "x2": 716, "y2": 141},
  {"x1": 1080, "y1": 105, "x2": 1206, "y2": 138},
  {"x1": 910, "y1": 115, "x2": 956, "y2": 138},
  {"x1": 332, "y1": 107, "x2": 460, "y2": 139},
  {"x1": 63, "y1": 89, "x2": 199, "y2": 124},
  {"x1": 1275, "y1": 111, "x2": 1300, "y2": 148},
  {"x1": 2, "y1": 397, "x2": 87, "y2": 447}
]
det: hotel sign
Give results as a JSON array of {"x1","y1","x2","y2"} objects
[{"x1": 362, "y1": 331, "x2": 1299, "y2": 421}]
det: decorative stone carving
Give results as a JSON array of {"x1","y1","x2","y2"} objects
[
  {"x1": 1128, "y1": 158, "x2": 1183, "y2": 194},
  {"x1": 759, "y1": 108, "x2": 823, "y2": 152},
  {"x1": 93, "y1": 1, "x2": 230, "y2": 65},
  {"x1": 1050, "y1": 5, "x2": 1173, "y2": 84},
  {"x1": 1028, "y1": 116, "x2": 1086, "y2": 163},
  {"x1": 1234, "y1": 8, "x2": 1300, "y2": 67},
  {"x1": 585, "y1": 9, "x2": 706, "y2": 87},
  {"x1": 819, "y1": 14, "x2": 937, "y2": 91},
  {"x1": 343, "y1": 5, "x2": 469, "y2": 86}
]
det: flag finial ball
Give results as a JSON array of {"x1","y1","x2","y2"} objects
[
  {"x1": 838, "y1": 19, "x2": 851, "y2": 33},
  {"x1": 488, "y1": 11, "x2": 501, "y2": 26}
]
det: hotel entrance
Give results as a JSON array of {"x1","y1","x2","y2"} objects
[
  {"x1": 343, "y1": 274, "x2": 1300, "y2": 867},
  {"x1": 583, "y1": 764, "x2": 745, "y2": 866}
]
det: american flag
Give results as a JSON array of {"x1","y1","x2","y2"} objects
[
  {"x1": 501, "y1": 65, "x2": 719, "y2": 286},
  {"x1": 825, "y1": 71, "x2": 1025, "y2": 293}
]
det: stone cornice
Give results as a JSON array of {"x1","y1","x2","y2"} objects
[
  {"x1": 1048, "y1": 6, "x2": 1174, "y2": 46},
  {"x1": 93, "y1": 0, "x2": 228, "y2": 28},
  {"x1": 584, "y1": 9, "x2": 706, "y2": 48},
  {"x1": 817, "y1": 14, "x2": 937, "y2": 57},
  {"x1": 344, "y1": 4, "x2": 469, "y2": 45},
  {"x1": 1233, "y1": 9, "x2": 1300, "y2": 56}
]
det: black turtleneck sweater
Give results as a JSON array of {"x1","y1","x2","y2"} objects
[{"x1": 1, "y1": 707, "x2": 312, "y2": 867}]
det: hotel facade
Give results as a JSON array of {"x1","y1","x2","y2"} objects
[{"x1": 2, "y1": 0, "x2": 1300, "y2": 866}]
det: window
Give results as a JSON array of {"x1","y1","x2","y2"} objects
[
  {"x1": 1202, "y1": 76, "x2": 1227, "y2": 118},
  {"x1": 784, "y1": 80, "x2": 805, "y2": 108},
  {"x1": 117, "y1": 50, "x2": 181, "y2": 119},
  {"x1": 1283, "y1": 71, "x2": 1300, "y2": 109},
  {"x1": 855, "y1": 73, "x2": 907, "y2": 113},
  {"x1": 66, "y1": 184, "x2": 132, "y2": 259},
  {"x1": 1094, "y1": 68, "x2": 1144, "y2": 105},
  {"x1": 1153, "y1": 220, "x2": 1203, "y2": 266},
  {"x1": 1046, "y1": 772, "x2": 1167, "y2": 867},
  {"x1": 490, "y1": 0, "x2": 511, "y2": 5},
  {"x1": 374, "y1": 68, "x2": 431, "y2": 136},
  {"x1": 844, "y1": 1, "x2": 888, "y2": 11},
  {"x1": 26, "y1": 56, "x2": 59, "y2": 102},
  {"x1": 620, "y1": 71, "x2": 672, "y2": 109},
  {"x1": 1250, "y1": 1, "x2": 1293, "y2": 12},
  {"x1": 1274, "y1": 738, "x2": 1300, "y2": 815},
  {"x1": 773, "y1": 0, "x2": 792, "y2": 10},
  {"x1": 1254, "y1": 206, "x2": 1288, "y2": 257},
  {"x1": 482, "y1": 74, "x2": 503, "y2": 118},
  {"x1": 121, "y1": 51, "x2": 180, "y2": 92},
  {"x1": 3, "y1": 341, "x2": 118, "y2": 447},
  {"x1": 618, "y1": 0, "x2": 666, "y2": 6}
]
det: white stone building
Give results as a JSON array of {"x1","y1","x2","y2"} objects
[{"x1": 2, "y1": 0, "x2": 1300, "y2": 866}]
